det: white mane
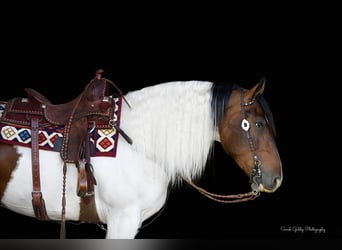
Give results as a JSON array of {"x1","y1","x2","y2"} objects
[{"x1": 121, "y1": 81, "x2": 216, "y2": 184}]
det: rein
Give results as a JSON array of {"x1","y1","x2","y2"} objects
[
  {"x1": 182, "y1": 177, "x2": 259, "y2": 203},
  {"x1": 183, "y1": 89, "x2": 262, "y2": 203}
]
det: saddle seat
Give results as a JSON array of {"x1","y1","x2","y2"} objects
[{"x1": 25, "y1": 75, "x2": 114, "y2": 126}]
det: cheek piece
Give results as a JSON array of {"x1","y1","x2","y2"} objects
[{"x1": 240, "y1": 90, "x2": 262, "y2": 195}]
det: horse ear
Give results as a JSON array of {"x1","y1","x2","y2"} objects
[{"x1": 245, "y1": 76, "x2": 266, "y2": 102}]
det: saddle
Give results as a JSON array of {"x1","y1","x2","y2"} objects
[{"x1": 0, "y1": 69, "x2": 131, "y2": 221}]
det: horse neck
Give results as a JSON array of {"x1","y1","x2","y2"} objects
[{"x1": 121, "y1": 81, "x2": 216, "y2": 184}]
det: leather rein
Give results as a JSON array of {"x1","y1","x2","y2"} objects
[{"x1": 183, "y1": 89, "x2": 262, "y2": 203}]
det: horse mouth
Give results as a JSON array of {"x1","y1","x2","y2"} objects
[{"x1": 258, "y1": 178, "x2": 282, "y2": 193}]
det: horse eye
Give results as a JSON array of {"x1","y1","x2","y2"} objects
[{"x1": 255, "y1": 121, "x2": 264, "y2": 128}]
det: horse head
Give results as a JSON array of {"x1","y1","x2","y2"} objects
[{"x1": 218, "y1": 78, "x2": 282, "y2": 193}]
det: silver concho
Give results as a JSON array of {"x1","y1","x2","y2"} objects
[{"x1": 241, "y1": 118, "x2": 250, "y2": 131}]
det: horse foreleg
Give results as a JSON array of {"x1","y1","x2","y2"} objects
[{"x1": 105, "y1": 208, "x2": 142, "y2": 239}]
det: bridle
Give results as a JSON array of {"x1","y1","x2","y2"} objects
[{"x1": 183, "y1": 89, "x2": 262, "y2": 203}]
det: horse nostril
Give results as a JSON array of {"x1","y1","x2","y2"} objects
[{"x1": 273, "y1": 176, "x2": 282, "y2": 188}]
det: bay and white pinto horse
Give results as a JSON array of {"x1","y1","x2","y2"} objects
[{"x1": 0, "y1": 78, "x2": 282, "y2": 239}]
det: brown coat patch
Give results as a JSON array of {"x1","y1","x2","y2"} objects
[{"x1": 0, "y1": 143, "x2": 20, "y2": 200}]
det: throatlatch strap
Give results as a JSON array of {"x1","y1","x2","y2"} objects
[{"x1": 31, "y1": 116, "x2": 49, "y2": 220}]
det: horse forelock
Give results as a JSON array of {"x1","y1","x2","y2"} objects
[
  {"x1": 211, "y1": 82, "x2": 276, "y2": 137},
  {"x1": 122, "y1": 81, "x2": 217, "y2": 185}
]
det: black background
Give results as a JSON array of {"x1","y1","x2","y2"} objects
[{"x1": 0, "y1": 3, "x2": 339, "y2": 248}]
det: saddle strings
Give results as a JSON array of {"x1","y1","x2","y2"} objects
[
  {"x1": 60, "y1": 82, "x2": 85, "y2": 239},
  {"x1": 102, "y1": 77, "x2": 132, "y2": 110}
]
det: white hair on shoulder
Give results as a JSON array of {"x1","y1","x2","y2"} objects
[{"x1": 121, "y1": 81, "x2": 216, "y2": 184}]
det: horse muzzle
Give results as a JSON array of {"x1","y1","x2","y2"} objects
[{"x1": 258, "y1": 176, "x2": 282, "y2": 193}]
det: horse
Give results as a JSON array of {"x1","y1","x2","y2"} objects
[{"x1": 0, "y1": 71, "x2": 282, "y2": 239}]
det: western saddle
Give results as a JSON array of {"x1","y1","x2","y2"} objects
[{"x1": 0, "y1": 69, "x2": 132, "y2": 222}]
